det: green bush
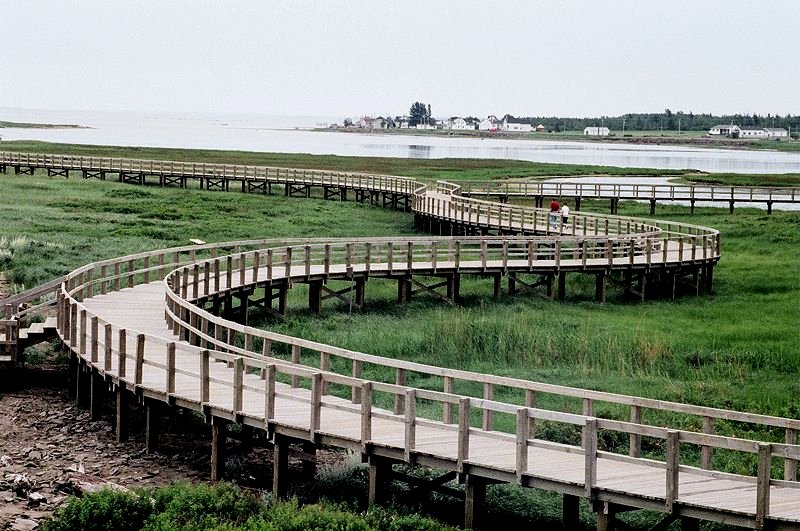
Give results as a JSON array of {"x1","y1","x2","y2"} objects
[
  {"x1": 42, "y1": 484, "x2": 456, "y2": 531},
  {"x1": 42, "y1": 488, "x2": 153, "y2": 531}
]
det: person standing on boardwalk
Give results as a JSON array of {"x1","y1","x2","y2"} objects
[
  {"x1": 560, "y1": 203, "x2": 570, "y2": 226},
  {"x1": 549, "y1": 199, "x2": 560, "y2": 229}
]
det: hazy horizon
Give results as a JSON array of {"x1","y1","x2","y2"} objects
[{"x1": 2, "y1": 2, "x2": 798, "y2": 118}]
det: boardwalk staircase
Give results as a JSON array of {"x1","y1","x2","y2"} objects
[{"x1": 0, "y1": 278, "x2": 63, "y2": 364}]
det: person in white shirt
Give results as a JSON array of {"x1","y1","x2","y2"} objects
[{"x1": 560, "y1": 203, "x2": 570, "y2": 226}]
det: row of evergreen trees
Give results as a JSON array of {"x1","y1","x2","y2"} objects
[{"x1": 518, "y1": 109, "x2": 799, "y2": 133}]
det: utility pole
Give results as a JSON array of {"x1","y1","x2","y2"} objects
[
  {"x1": 678, "y1": 117, "x2": 681, "y2": 135},
  {"x1": 622, "y1": 119, "x2": 626, "y2": 136}
]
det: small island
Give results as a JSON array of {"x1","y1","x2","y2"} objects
[{"x1": 0, "y1": 120, "x2": 86, "y2": 129}]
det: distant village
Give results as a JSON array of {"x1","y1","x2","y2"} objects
[{"x1": 336, "y1": 115, "x2": 790, "y2": 138}]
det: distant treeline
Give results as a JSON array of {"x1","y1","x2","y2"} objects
[{"x1": 516, "y1": 110, "x2": 800, "y2": 132}]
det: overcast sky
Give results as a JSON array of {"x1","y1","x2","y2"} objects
[{"x1": 2, "y1": 1, "x2": 798, "y2": 119}]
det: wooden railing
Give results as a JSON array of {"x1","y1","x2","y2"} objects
[
  {"x1": 0, "y1": 152, "x2": 418, "y2": 194},
  {"x1": 457, "y1": 180, "x2": 800, "y2": 203},
  {"x1": 50, "y1": 240, "x2": 799, "y2": 525}
]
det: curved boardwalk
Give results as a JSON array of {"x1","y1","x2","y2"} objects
[{"x1": 2, "y1": 153, "x2": 799, "y2": 530}]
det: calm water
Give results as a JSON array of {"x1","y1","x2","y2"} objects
[{"x1": 1, "y1": 108, "x2": 799, "y2": 174}]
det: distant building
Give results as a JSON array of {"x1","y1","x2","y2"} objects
[
  {"x1": 450, "y1": 117, "x2": 477, "y2": 130},
  {"x1": 358, "y1": 116, "x2": 376, "y2": 129},
  {"x1": 501, "y1": 114, "x2": 532, "y2": 132},
  {"x1": 584, "y1": 126, "x2": 610, "y2": 136},
  {"x1": 535, "y1": 124, "x2": 546, "y2": 132},
  {"x1": 765, "y1": 128, "x2": 788, "y2": 138},
  {"x1": 708, "y1": 124, "x2": 741, "y2": 136},
  {"x1": 739, "y1": 126, "x2": 767, "y2": 138},
  {"x1": 478, "y1": 115, "x2": 502, "y2": 131}
]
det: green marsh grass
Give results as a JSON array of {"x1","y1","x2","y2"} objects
[{"x1": 1, "y1": 148, "x2": 798, "y2": 529}]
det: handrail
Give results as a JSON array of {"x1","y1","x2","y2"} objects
[{"x1": 27, "y1": 152, "x2": 800, "y2": 524}]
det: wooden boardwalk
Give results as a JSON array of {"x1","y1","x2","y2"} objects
[{"x1": 2, "y1": 152, "x2": 799, "y2": 529}]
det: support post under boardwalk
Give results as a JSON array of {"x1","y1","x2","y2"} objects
[
  {"x1": 115, "y1": 384, "x2": 129, "y2": 443},
  {"x1": 67, "y1": 352, "x2": 78, "y2": 399},
  {"x1": 301, "y1": 441, "x2": 317, "y2": 479},
  {"x1": 273, "y1": 435, "x2": 290, "y2": 499},
  {"x1": 557, "y1": 271, "x2": 567, "y2": 301},
  {"x1": 368, "y1": 455, "x2": 391, "y2": 505},
  {"x1": 145, "y1": 401, "x2": 160, "y2": 454},
  {"x1": 76, "y1": 363, "x2": 90, "y2": 408},
  {"x1": 210, "y1": 418, "x2": 228, "y2": 481},
  {"x1": 681, "y1": 517, "x2": 700, "y2": 531},
  {"x1": 89, "y1": 370, "x2": 103, "y2": 421},
  {"x1": 563, "y1": 494, "x2": 580, "y2": 529},
  {"x1": 308, "y1": 280, "x2": 322, "y2": 314},
  {"x1": 595, "y1": 272, "x2": 606, "y2": 302},
  {"x1": 464, "y1": 474, "x2": 486, "y2": 530}
]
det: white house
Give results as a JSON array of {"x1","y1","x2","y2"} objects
[
  {"x1": 450, "y1": 117, "x2": 477, "y2": 130},
  {"x1": 478, "y1": 115, "x2": 502, "y2": 131},
  {"x1": 765, "y1": 128, "x2": 788, "y2": 138},
  {"x1": 502, "y1": 115, "x2": 532, "y2": 132},
  {"x1": 739, "y1": 127, "x2": 767, "y2": 138},
  {"x1": 709, "y1": 124, "x2": 741, "y2": 136},
  {"x1": 584, "y1": 126, "x2": 610, "y2": 136}
]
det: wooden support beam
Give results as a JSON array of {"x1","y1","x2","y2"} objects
[
  {"x1": 115, "y1": 384, "x2": 129, "y2": 443},
  {"x1": 76, "y1": 363, "x2": 90, "y2": 408},
  {"x1": 273, "y1": 435, "x2": 290, "y2": 498},
  {"x1": 464, "y1": 474, "x2": 486, "y2": 530},
  {"x1": 145, "y1": 401, "x2": 160, "y2": 454},
  {"x1": 563, "y1": 493, "x2": 581, "y2": 529},
  {"x1": 557, "y1": 271, "x2": 567, "y2": 301},
  {"x1": 210, "y1": 418, "x2": 228, "y2": 481},
  {"x1": 301, "y1": 441, "x2": 317, "y2": 479},
  {"x1": 368, "y1": 455, "x2": 391, "y2": 505},
  {"x1": 89, "y1": 369, "x2": 103, "y2": 421},
  {"x1": 595, "y1": 272, "x2": 606, "y2": 302},
  {"x1": 308, "y1": 280, "x2": 323, "y2": 314}
]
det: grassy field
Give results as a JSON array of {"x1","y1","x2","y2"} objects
[{"x1": 1, "y1": 146, "x2": 798, "y2": 529}]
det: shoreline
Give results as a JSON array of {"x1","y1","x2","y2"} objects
[{"x1": 316, "y1": 126, "x2": 800, "y2": 153}]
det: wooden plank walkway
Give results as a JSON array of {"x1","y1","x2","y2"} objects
[
  {"x1": 76, "y1": 282, "x2": 800, "y2": 528},
  {"x1": 6, "y1": 151, "x2": 799, "y2": 528}
]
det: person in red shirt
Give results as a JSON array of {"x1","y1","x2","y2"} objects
[{"x1": 549, "y1": 199, "x2": 560, "y2": 229}]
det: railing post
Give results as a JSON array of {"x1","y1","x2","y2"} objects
[
  {"x1": 200, "y1": 350, "x2": 210, "y2": 403},
  {"x1": 443, "y1": 376, "x2": 454, "y2": 423},
  {"x1": 701, "y1": 416, "x2": 714, "y2": 469},
  {"x1": 351, "y1": 360, "x2": 362, "y2": 403},
  {"x1": 360, "y1": 381, "x2": 372, "y2": 451},
  {"x1": 291, "y1": 345, "x2": 301, "y2": 387},
  {"x1": 233, "y1": 357, "x2": 244, "y2": 413},
  {"x1": 394, "y1": 368, "x2": 406, "y2": 414},
  {"x1": 404, "y1": 389, "x2": 416, "y2": 462},
  {"x1": 756, "y1": 443, "x2": 772, "y2": 530},
  {"x1": 666, "y1": 430, "x2": 680, "y2": 513},
  {"x1": 629, "y1": 405, "x2": 642, "y2": 458},
  {"x1": 264, "y1": 364, "x2": 276, "y2": 423},
  {"x1": 117, "y1": 329, "x2": 127, "y2": 378},
  {"x1": 135, "y1": 334, "x2": 145, "y2": 385},
  {"x1": 482, "y1": 382, "x2": 494, "y2": 431},
  {"x1": 515, "y1": 408, "x2": 529, "y2": 484},
  {"x1": 457, "y1": 397, "x2": 471, "y2": 474},
  {"x1": 90, "y1": 316, "x2": 99, "y2": 363},
  {"x1": 103, "y1": 323, "x2": 112, "y2": 371},
  {"x1": 166, "y1": 342, "x2": 176, "y2": 394},
  {"x1": 583, "y1": 418, "x2": 597, "y2": 498},
  {"x1": 785, "y1": 428, "x2": 797, "y2": 481}
]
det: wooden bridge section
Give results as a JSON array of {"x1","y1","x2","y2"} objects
[
  {"x1": 457, "y1": 180, "x2": 800, "y2": 214},
  {"x1": 1, "y1": 153, "x2": 798, "y2": 530}
]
